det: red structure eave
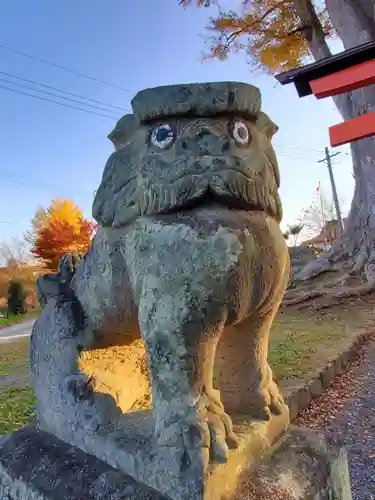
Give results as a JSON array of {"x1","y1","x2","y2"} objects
[
  {"x1": 329, "y1": 112, "x2": 375, "y2": 147},
  {"x1": 275, "y1": 41, "x2": 375, "y2": 147},
  {"x1": 310, "y1": 59, "x2": 375, "y2": 99}
]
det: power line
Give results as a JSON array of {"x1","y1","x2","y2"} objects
[
  {"x1": 0, "y1": 83, "x2": 117, "y2": 120},
  {"x1": 1, "y1": 175, "x2": 60, "y2": 194},
  {"x1": 275, "y1": 143, "x2": 324, "y2": 154},
  {"x1": 0, "y1": 43, "x2": 134, "y2": 93},
  {"x1": 0, "y1": 77, "x2": 120, "y2": 117},
  {"x1": 0, "y1": 71, "x2": 129, "y2": 112},
  {"x1": 277, "y1": 151, "x2": 321, "y2": 161},
  {"x1": 1, "y1": 168, "x2": 99, "y2": 198},
  {"x1": 277, "y1": 152, "x2": 320, "y2": 162},
  {"x1": 0, "y1": 85, "x2": 324, "y2": 156},
  {"x1": 2, "y1": 167, "x2": 100, "y2": 194},
  {"x1": 0, "y1": 45, "x2": 342, "y2": 161},
  {"x1": 0, "y1": 67, "x2": 335, "y2": 168},
  {"x1": 0, "y1": 89, "x2": 334, "y2": 159},
  {"x1": 0, "y1": 49, "x2": 336, "y2": 158},
  {"x1": 276, "y1": 148, "x2": 324, "y2": 159}
]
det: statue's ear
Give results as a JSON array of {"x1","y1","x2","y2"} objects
[
  {"x1": 256, "y1": 111, "x2": 279, "y2": 140},
  {"x1": 108, "y1": 114, "x2": 137, "y2": 150}
]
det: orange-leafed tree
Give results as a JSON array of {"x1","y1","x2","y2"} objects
[
  {"x1": 180, "y1": 0, "x2": 375, "y2": 283},
  {"x1": 27, "y1": 199, "x2": 95, "y2": 271},
  {"x1": 180, "y1": 0, "x2": 333, "y2": 73}
]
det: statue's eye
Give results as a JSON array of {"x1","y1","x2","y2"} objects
[
  {"x1": 150, "y1": 124, "x2": 176, "y2": 149},
  {"x1": 229, "y1": 121, "x2": 250, "y2": 146}
]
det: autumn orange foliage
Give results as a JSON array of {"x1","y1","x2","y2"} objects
[
  {"x1": 181, "y1": 0, "x2": 333, "y2": 73},
  {"x1": 27, "y1": 199, "x2": 95, "y2": 271}
]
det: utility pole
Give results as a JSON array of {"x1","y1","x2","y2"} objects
[
  {"x1": 317, "y1": 182, "x2": 327, "y2": 251},
  {"x1": 318, "y1": 146, "x2": 344, "y2": 235}
]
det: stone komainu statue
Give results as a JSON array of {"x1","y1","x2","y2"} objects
[{"x1": 31, "y1": 82, "x2": 290, "y2": 475}]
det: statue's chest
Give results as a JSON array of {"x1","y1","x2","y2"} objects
[{"x1": 121, "y1": 217, "x2": 245, "y2": 305}]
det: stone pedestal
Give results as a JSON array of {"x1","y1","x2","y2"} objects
[
  {"x1": 36, "y1": 407, "x2": 289, "y2": 500},
  {"x1": 0, "y1": 417, "x2": 352, "y2": 500},
  {"x1": 229, "y1": 426, "x2": 353, "y2": 500},
  {"x1": 0, "y1": 426, "x2": 170, "y2": 500}
]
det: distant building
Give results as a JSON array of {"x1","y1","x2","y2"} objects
[{"x1": 302, "y1": 218, "x2": 348, "y2": 250}]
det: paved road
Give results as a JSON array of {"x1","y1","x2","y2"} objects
[{"x1": 0, "y1": 320, "x2": 35, "y2": 343}]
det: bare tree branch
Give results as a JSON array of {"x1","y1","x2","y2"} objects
[
  {"x1": 0, "y1": 238, "x2": 32, "y2": 267},
  {"x1": 179, "y1": 0, "x2": 215, "y2": 7},
  {"x1": 213, "y1": 1, "x2": 285, "y2": 53},
  {"x1": 299, "y1": 190, "x2": 346, "y2": 245}
]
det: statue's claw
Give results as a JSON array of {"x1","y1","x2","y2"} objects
[{"x1": 160, "y1": 390, "x2": 239, "y2": 472}]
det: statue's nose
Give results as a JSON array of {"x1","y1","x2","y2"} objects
[
  {"x1": 197, "y1": 130, "x2": 212, "y2": 155},
  {"x1": 196, "y1": 129, "x2": 229, "y2": 155}
]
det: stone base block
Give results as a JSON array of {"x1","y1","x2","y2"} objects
[
  {"x1": 40, "y1": 407, "x2": 290, "y2": 500},
  {"x1": 0, "y1": 423, "x2": 352, "y2": 500},
  {"x1": 229, "y1": 426, "x2": 353, "y2": 500},
  {"x1": 204, "y1": 411, "x2": 290, "y2": 499},
  {"x1": 0, "y1": 426, "x2": 170, "y2": 500}
]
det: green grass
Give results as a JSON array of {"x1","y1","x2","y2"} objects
[
  {"x1": 0, "y1": 386, "x2": 36, "y2": 434},
  {"x1": 0, "y1": 309, "x2": 40, "y2": 330},
  {"x1": 0, "y1": 338, "x2": 29, "y2": 377},
  {"x1": 0, "y1": 338, "x2": 34, "y2": 434},
  {"x1": 0, "y1": 297, "x2": 374, "y2": 434},
  {"x1": 269, "y1": 304, "x2": 374, "y2": 385}
]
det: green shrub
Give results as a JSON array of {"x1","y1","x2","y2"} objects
[{"x1": 7, "y1": 281, "x2": 27, "y2": 316}]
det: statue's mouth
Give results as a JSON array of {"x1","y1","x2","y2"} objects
[{"x1": 161, "y1": 188, "x2": 262, "y2": 215}]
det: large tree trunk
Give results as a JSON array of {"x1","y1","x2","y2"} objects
[
  {"x1": 326, "y1": 0, "x2": 375, "y2": 281},
  {"x1": 291, "y1": 0, "x2": 375, "y2": 283}
]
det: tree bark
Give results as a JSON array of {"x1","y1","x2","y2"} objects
[
  {"x1": 291, "y1": 0, "x2": 375, "y2": 283},
  {"x1": 325, "y1": 0, "x2": 375, "y2": 45},
  {"x1": 293, "y1": 0, "x2": 332, "y2": 60},
  {"x1": 323, "y1": 0, "x2": 375, "y2": 281}
]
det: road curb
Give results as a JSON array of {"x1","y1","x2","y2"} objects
[{"x1": 283, "y1": 330, "x2": 374, "y2": 421}]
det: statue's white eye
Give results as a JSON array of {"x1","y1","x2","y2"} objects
[
  {"x1": 230, "y1": 121, "x2": 250, "y2": 146},
  {"x1": 150, "y1": 124, "x2": 176, "y2": 149}
]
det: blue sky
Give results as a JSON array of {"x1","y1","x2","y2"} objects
[{"x1": 0, "y1": 0, "x2": 354, "y2": 244}]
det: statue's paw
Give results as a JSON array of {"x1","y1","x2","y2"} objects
[
  {"x1": 180, "y1": 416, "x2": 236, "y2": 469},
  {"x1": 249, "y1": 381, "x2": 286, "y2": 421},
  {"x1": 157, "y1": 391, "x2": 238, "y2": 472},
  {"x1": 58, "y1": 252, "x2": 83, "y2": 279},
  {"x1": 185, "y1": 391, "x2": 239, "y2": 465},
  {"x1": 68, "y1": 252, "x2": 83, "y2": 273},
  {"x1": 267, "y1": 380, "x2": 285, "y2": 416},
  {"x1": 206, "y1": 409, "x2": 239, "y2": 463}
]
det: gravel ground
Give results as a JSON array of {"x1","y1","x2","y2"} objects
[{"x1": 296, "y1": 337, "x2": 375, "y2": 500}]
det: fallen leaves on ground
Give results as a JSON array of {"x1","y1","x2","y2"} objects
[{"x1": 295, "y1": 336, "x2": 375, "y2": 429}]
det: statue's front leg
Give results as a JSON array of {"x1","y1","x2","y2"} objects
[{"x1": 138, "y1": 288, "x2": 238, "y2": 471}]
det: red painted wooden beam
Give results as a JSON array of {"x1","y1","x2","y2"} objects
[
  {"x1": 329, "y1": 112, "x2": 375, "y2": 147},
  {"x1": 310, "y1": 58, "x2": 375, "y2": 99}
]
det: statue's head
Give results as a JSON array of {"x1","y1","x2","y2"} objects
[{"x1": 93, "y1": 82, "x2": 282, "y2": 227}]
